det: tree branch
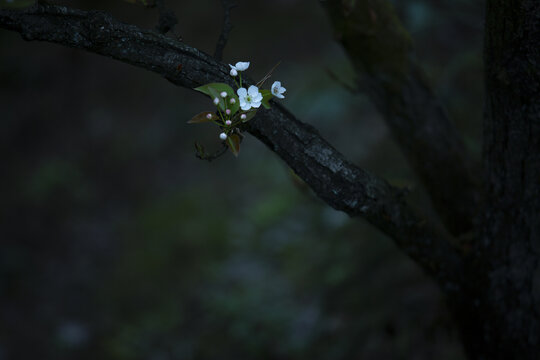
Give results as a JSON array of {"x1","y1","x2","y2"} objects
[
  {"x1": 0, "y1": 4, "x2": 465, "y2": 288},
  {"x1": 214, "y1": 0, "x2": 235, "y2": 61},
  {"x1": 323, "y1": 0, "x2": 481, "y2": 236}
]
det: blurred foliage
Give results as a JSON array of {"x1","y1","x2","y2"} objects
[
  {"x1": 0, "y1": 0, "x2": 483, "y2": 359},
  {"x1": 0, "y1": 0, "x2": 34, "y2": 9}
]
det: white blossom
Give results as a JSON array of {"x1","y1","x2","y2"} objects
[
  {"x1": 229, "y1": 62, "x2": 250, "y2": 73},
  {"x1": 225, "y1": 120, "x2": 232, "y2": 126},
  {"x1": 237, "y1": 85, "x2": 263, "y2": 111},
  {"x1": 220, "y1": 91, "x2": 228, "y2": 98},
  {"x1": 213, "y1": 97, "x2": 220, "y2": 105},
  {"x1": 219, "y1": 132, "x2": 228, "y2": 140},
  {"x1": 230, "y1": 68, "x2": 238, "y2": 76},
  {"x1": 206, "y1": 113, "x2": 213, "y2": 120},
  {"x1": 271, "y1": 81, "x2": 286, "y2": 99},
  {"x1": 225, "y1": 109, "x2": 231, "y2": 115},
  {"x1": 240, "y1": 114, "x2": 247, "y2": 120},
  {"x1": 230, "y1": 98, "x2": 236, "y2": 104}
]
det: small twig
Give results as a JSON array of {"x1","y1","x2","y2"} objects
[
  {"x1": 256, "y1": 61, "x2": 281, "y2": 88},
  {"x1": 325, "y1": 68, "x2": 358, "y2": 94},
  {"x1": 214, "y1": 0, "x2": 235, "y2": 61},
  {"x1": 155, "y1": 0, "x2": 177, "y2": 34},
  {"x1": 195, "y1": 141, "x2": 229, "y2": 162}
]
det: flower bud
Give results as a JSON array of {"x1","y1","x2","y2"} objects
[
  {"x1": 219, "y1": 132, "x2": 227, "y2": 140},
  {"x1": 225, "y1": 109, "x2": 231, "y2": 115},
  {"x1": 206, "y1": 113, "x2": 213, "y2": 120},
  {"x1": 213, "y1": 97, "x2": 219, "y2": 105},
  {"x1": 230, "y1": 68, "x2": 238, "y2": 76},
  {"x1": 240, "y1": 114, "x2": 247, "y2": 120},
  {"x1": 230, "y1": 98, "x2": 236, "y2": 104},
  {"x1": 220, "y1": 91, "x2": 228, "y2": 98},
  {"x1": 225, "y1": 120, "x2": 232, "y2": 126}
]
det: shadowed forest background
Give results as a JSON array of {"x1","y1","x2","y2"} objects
[{"x1": 0, "y1": 0, "x2": 484, "y2": 359}]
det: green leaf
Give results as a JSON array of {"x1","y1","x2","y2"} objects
[
  {"x1": 240, "y1": 110, "x2": 257, "y2": 123},
  {"x1": 226, "y1": 134, "x2": 241, "y2": 157},
  {"x1": 194, "y1": 83, "x2": 240, "y2": 115},
  {"x1": 260, "y1": 89, "x2": 273, "y2": 109},
  {"x1": 187, "y1": 111, "x2": 217, "y2": 124},
  {"x1": 207, "y1": 87, "x2": 226, "y2": 111}
]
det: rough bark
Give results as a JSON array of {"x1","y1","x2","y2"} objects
[
  {"x1": 465, "y1": 0, "x2": 540, "y2": 358},
  {"x1": 323, "y1": 0, "x2": 481, "y2": 236},
  {"x1": 0, "y1": 4, "x2": 465, "y2": 288}
]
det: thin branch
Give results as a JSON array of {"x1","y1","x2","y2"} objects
[
  {"x1": 0, "y1": 4, "x2": 465, "y2": 289},
  {"x1": 155, "y1": 0, "x2": 177, "y2": 34},
  {"x1": 214, "y1": 0, "x2": 235, "y2": 61},
  {"x1": 323, "y1": 0, "x2": 481, "y2": 236}
]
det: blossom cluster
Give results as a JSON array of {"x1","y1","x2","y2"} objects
[
  {"x1": 229, "y1": 61, "x2": 286, "y2": 112},
  {"x1": 189, "y1": 61, "x2": 287, "y2": 157}
]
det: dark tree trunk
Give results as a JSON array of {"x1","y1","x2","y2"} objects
[
  {"x1": 453, "y1": 1, "x2": 540, "y2": 359},
  {"x1": 323, "y1": 1, "x2": 540, "y2": 355}
]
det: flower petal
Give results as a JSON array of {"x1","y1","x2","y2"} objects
[
  {"x1": 240, "y1": 102, "x2": 252, "y2": 111},
  {"x1": 237, "y1": 87, "x2": 247, "y2": 97},
  {"x1": 235, "y1": 62, "x2": 250, "y2": 71},
  {"x1": 247, "y1": 85, "x2": 259, "y2": 97},
  {"x1": 252, "y1": 93, "x2": 263, "y2": 102}
]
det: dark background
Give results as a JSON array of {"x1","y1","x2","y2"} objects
[{"x1": 0, "y1": 0, "x2": 483, "y2": 359}]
